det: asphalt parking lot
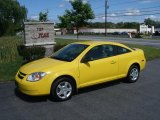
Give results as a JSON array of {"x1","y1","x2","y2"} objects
[{"x1": 0, "y1": 59, "x2": 160, "y2": 120}]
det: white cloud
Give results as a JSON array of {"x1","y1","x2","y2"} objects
[
  {"x1": 83, "y1": 0, "x2": 88, "y2": 4},
  {"x1": 93, "y1": 16, "x2": 121, "y2": 23},
  {"x1": 102, "y1": 16, "x2": 105, "y2": 20},
  {"x1": 59, "y1": 4, "x2": 65, "y2": 8},
  {"x1": 64, "y1": 0, "x2": 88, "y2": 3},
  {"x1": 110, "y1": 13, "x2": 116, "y2": 17},
  {"x1": 139, "y1": 0, "x2": 159, "y2": 3},
  {"x1": 146, "y1": 15, "x2": 156, "y2": 19},
  {"x1": 145, "y1": 15, "x2": 160, "y2": 20},
  {"x1": 64, "y1": 0, "x2": 75, "y2": 2},
  {"x1": 124, "y1": 9, "x2": 141, "y2": 16},
  {"x1": 30, "y1": 15, "x2": 39, "y2": 20},
  {"x1": 140, "y1": 0, "x2": 153, "y2": 3}
]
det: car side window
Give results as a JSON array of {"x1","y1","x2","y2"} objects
[
  {"x1": 83, "y1": 45, "x2": 116, "y2": 61},
  {"x1": 117, "y1": 46, "x2": 131, "y2": 55},
  {"x1": 103, "y1": 45, "x2": 117, "y2": 57},
  {"x1": 84, "y1": 45, "x2": 104, "y2": 61}
]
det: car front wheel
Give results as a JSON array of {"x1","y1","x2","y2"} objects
[
  {"x1": 51, "y1": 77, "x2": 74, "y2": 101},
  {"x1": 127, "y1": 65, "x2": 139, "y2": 83}
]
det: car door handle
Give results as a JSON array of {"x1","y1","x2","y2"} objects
[{"x1": 110, "y1": 60, "x2": 116, "y2": 64}]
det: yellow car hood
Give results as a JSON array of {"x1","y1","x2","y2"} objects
[{"x1": 19, "y1": 58, "x2": 67, "y2": 74}]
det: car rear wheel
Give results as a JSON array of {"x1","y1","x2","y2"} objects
[
  {"x1": 127, "y1": 65, "x2": 139, "y2": 83},
  {"x1": 50, "y1": 77, "x2": 74, "y2": 101}
]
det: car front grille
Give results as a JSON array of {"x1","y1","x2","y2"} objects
[{"x1": 18, "y1": 71, "x2": 27, "y2": 79}]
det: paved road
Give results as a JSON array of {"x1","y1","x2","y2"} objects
[
  {"x1": 0, "y1": 59, "x2": 160, "y2": 120},
  {"x1": 55, "y1": 35, "x2": 160, "y2": 48}
]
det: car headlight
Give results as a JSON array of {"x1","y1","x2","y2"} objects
[{"x1": 27, "y1": 72, "x2": 47, "y2": 82}]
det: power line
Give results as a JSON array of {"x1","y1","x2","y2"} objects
[
  {"x1": 93, "y1": 0, "x2": 139, "y2": 10},
  {"x1": 95, "y1": 6, "x2": 160, "y2": 16},
  {"x1": 96, "y1": 12, "x2": 160, "y2": 18},
  {"x1": 110, "y1": 12, "x2": 160, "y2": 17},
  {"x1": 114, "y1": 9, "x2": 160, "y2": 15},
  {"x1": 108, "y1": 5, "x2": 160, "y2": 13},
  {"x1": 109, "y1": 9, "x2": 160, "y2": 15},
  {"x1": 93, "y1": 0, "x2": 160, "y2": 10},
  {"x1": 93, "y1": 5, "x2": 105, "y2": 10},
  {"x1": 110, "y1": 0, "x2": 141, "y2": 6},
  {"x1": 95, "y1": 9, "x2": 160, "y2": 17}
]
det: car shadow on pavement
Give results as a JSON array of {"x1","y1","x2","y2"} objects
[
  {"x1": 14, "y1": 79, "x2": 127, "y2": 102},
  {"x1": 14, "y1": 88, "x2": 48, "y2": 103}
]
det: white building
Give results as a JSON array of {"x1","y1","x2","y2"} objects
[
  {"x1": 54, "y1": 28, "x2": 67, "y2": 35},
  {"x1": 74, "y1": 28, "x2": 137, "y2": 34},
  {"x1": 140, "y1": 24, "x2": 155, "y2": 34}
]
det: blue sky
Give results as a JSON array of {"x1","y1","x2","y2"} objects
[{"x1": 18, "y1": 0, "x2": 160, "y2": 23}]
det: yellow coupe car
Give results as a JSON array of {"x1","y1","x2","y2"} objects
[{"x1": 15, "y1": 41, "x2": 146, "y2": 101}]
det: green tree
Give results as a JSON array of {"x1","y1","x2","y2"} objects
[
  {"x1": 39, "y1": 11, "x2": 48, "y2": 22},
  {"x1": 144, "y1": 18, "x2": 160, "y2": 27},
  {"x1": 144, "y1": 18, "x2": 156, "y2": 26},
  {"x1": 122, "y1": 22, "x2": 139, "y2": 29},
  {"x1": 0, "y1": 0, "x2": 27, "y2": 36},
  {"x1": 87, "y1": 22, "x2": 139, "y2": 29},
  {"x1": 59, "y1": 0, "x2": 95, "y2": 39}
]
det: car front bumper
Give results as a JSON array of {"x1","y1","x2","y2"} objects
[{"x1": 15, "y1": 72, "x2": 52, "y2": 96}]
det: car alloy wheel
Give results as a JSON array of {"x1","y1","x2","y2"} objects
[
  {"x1": 56, "y1": 81, "x2": 72, "y2": 100},
  {"x1": 127, "y1": 65, "x2": 139, "y2": 83},
  {"x1": 51, "y1": 77, "x2": 74, "y2": 101},
  {"x1": 129, "y1": 68, "x2": 139, "y2": 81}
]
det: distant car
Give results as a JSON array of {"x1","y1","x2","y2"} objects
[
  {"x1": 121, "y1": 32, "x2": 128, "y2": 35},
  {"x1": 15, "y1": 41, "x2": 146, "y2": 101},
  {"x1": 112, "y1": 32, "x2": 121, "y2": 35}
]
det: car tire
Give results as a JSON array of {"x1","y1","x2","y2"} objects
[
  {"x1": 50, "y1": 77, "x2": 74, "y2": 101},
  {"x1": 127, "y1": 65, "x2": 140, "y2": 83}
]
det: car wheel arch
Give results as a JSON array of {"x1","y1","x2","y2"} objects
[
  {"x1": 126, "y1": 63, "x2": 140, "y2": 83},
  {"x1": 130, "y1": 62, "x2": 140, "y2": 71}
]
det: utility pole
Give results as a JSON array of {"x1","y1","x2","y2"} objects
[{"x1": 105, "y1": 0, "x2": 108, "y2": 36}]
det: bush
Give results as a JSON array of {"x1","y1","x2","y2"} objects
[
  {"x1": 0, "y1": 36, "x2": 23, "y2": 63},
  {"x1": 154, "y1": 31, "x2": 160, "y2": 36},
  {"x1": 54, "y1": 45, "x2": 66, "y2": 52},
  {"x1": 135, "y1": 33, "x2": 143, "y2": 38},
  {"x1": 18, "y1": 45, "x2": 46, "y2": 61}
]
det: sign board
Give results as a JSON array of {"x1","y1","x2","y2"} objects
[{"x1": 24, "y1": 22, "x2": 55, "y2": 46}]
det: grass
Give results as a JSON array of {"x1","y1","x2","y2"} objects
[
  {"x1": 0, "y1": 37, "x2": 160, "y2": 82},
  {"x1": 0, "y1": 58, "x2": 23, "y2": 82},
  {"x1": 0, "y1": 36, "x2": 23, "y2": 63},
  {"x1": 145, "y1": 38, "x2": 160, "y2": 40},
  {"x1": 0, "y1": 36, "x2": 23, "y2": 82},
  {"x1": 126, "y1": 44, "x2": 160, "y2": 61}
]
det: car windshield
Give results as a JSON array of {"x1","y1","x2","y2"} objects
[{"x1": 51, "y1": 44, "x2": 89, "y2": 62}]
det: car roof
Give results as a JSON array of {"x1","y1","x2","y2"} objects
[
  {"x1": 72, "y1": 41, "x2": 133, "y2": 51},
  {"x1": 73, "y1": 41, "x2": 126, "y2": 47}
]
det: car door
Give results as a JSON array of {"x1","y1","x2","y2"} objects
[
  {"x1": 116, "y1": 46, "x2": 133, "y2": 76},
  {"x1": 78, "y1": 45, "x2": 119, "y2": 87}
]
